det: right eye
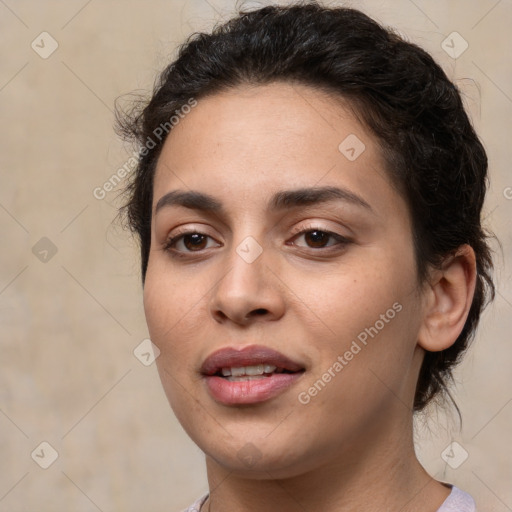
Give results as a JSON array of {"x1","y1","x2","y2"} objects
[{"x1": 163, "y1": 231, "x2": 222, "y2": 256}]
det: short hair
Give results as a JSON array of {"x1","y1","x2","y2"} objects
[{"x1": 116, "y1": 2, "x2": 495, "y2": 411}]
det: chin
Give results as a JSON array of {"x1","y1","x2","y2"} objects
[{"x1": 205, "y1": 443, "x2": 310, "y2": 479}]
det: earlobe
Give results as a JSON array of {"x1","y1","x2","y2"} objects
[{"x1": 417, "y1": 245, "x2": 477, "y2": 352}]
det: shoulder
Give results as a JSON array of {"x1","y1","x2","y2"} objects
[
  {"x1": 179, "y1": 494, "x2": 208, "y2": 512},
  {"x1": 437, "y1": 486, "x2": 476, "y2": 512}
]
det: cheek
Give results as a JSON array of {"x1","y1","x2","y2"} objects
[
  {"x1": 143, "y1": 262, "x2": 204, "y2": 361},
  {"x1": 143, "y1": 267, "x2": 207, "y2": 416},
  {"x1": 294, "y1": 249, "x2": 420, "y2": 388},
  {"x1": 293, "y1": 260, "x2": 407, "y2": 341}
]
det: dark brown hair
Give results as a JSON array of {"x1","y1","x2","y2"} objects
[{"x1": 116, "y1": 1, "x2": 495, "y2": 411}]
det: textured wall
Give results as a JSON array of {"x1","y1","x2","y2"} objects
[{"x1": 0, "y1": 1, "x2": 510, "y2": 511}]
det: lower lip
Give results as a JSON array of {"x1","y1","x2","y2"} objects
[{"x1": 204, "y1": 373, "x2": 303, "y2": 405}]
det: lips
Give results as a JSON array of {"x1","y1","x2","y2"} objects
[{"x1": 200, "y1": 345, "x2": 305, "y2": 405}]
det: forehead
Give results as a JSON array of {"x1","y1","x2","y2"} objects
[
  {"x1": 152, "y1": 82, "x2": 401, "y2": 219},
  {"x1": 156, "y1": 82, "x2": 361, "y2": 164}
]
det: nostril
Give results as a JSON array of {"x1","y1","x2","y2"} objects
[{"x1": 253, "y1": 308, "x2": 268, "y2": 316}]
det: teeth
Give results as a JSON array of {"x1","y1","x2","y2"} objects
[
  {"x1": 232, "y1": 366, "x2": 247, "y2": 377},
  {"x1": 245, "y1": 364, "x2": 264, "y2": 376},
  {"x1": 227, "y1": 376, "x2": 267, "y2": 382},
  {"x1": 220, "y1": 364, "x2": 278, "y2": 377}
]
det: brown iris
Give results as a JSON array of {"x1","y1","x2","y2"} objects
[{"x1": 183, "y1": 233, "x2": 208, "y2": 251}]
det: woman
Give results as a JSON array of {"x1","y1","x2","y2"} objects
[{"x1": 117, "y1": 3, "x2": 495, "y2": 510}]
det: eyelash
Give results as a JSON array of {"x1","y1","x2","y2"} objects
[{"x1": 163, "y1": 225, "x2": 351, "y2": 258}]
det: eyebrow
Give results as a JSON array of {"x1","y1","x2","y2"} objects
[{"x1": 154, "y1": 186, "x2": 374, "y2": 216}]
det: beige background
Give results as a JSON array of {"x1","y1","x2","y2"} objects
[{"x1": 0, "y1": 0, "x2": 511, "y2": 511}]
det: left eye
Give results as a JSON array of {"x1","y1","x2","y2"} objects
[{"x1": 290, "y1": 229, "x2": 348, "y2": 249}]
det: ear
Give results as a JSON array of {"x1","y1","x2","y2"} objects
[{"x1": 418, "y1": 244, "x2": 477, "y2": 352}]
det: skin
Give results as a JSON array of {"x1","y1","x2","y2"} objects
[{"x1": 143, "y1": 82, "x2": 476, "y2": 512}]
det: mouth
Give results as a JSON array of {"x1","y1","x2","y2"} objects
[{"x1": 200, "y1": 345, "x2": 305, "y2": 405}]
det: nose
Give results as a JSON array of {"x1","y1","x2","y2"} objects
[{"x1": 209, "y1": 243, "x2": 286, "y2": 326}]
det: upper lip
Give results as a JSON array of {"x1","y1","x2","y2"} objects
[{"x1": 200, "y1": 345, "x2": 304, "y2": 376}]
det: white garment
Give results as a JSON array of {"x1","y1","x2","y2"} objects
[
  {"x1": 181, "y1": 485, "x2": 476, "y2": 511},
  {"x1": 436, "y1": 486, "x2": 476, "y2": 512},
  {"x1": 181, "y1": 494, "x2": 207, "y2": 512}
]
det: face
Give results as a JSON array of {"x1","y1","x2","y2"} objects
[{"x1": 144, "y1": 82, "x2": 426, "y2": 477}]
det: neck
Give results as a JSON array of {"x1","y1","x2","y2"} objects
[{"x1": 203, "y1": 413, "x2": 450, "y2": 512}]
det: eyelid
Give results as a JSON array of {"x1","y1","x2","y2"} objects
[
  {"x1": 165, "y1": 221, "x2": 344, "y2": 241},
  {"x1": 288, "y1": 221, "x2": 350, "y2": 239},
  {"x1": 165, "y1": 224, "x2": 219, "y2": 241}
]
